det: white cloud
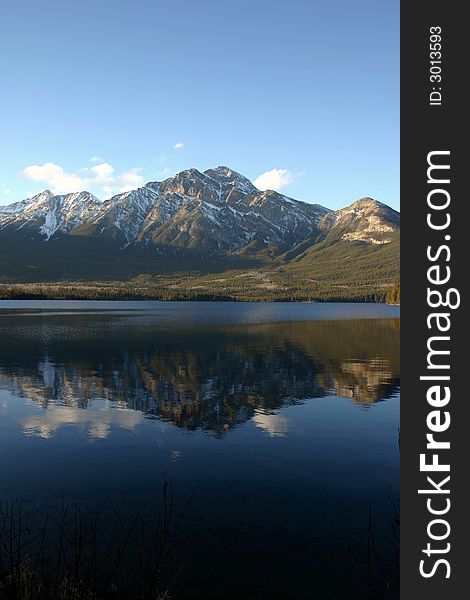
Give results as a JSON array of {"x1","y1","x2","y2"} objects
[
  {"x1": 254, "y1": 168, "x2": 294, "y2": 192},
  {"x1": 22, "y1": 161, "x2": 145, "y2": 198},
  {"x1": 23, "y1": 163, "x2": 84, "y2": 193},
  {"x1": 117, "y1": 169, "x2": 145, "y2": 193},
  {"x1": 89, "y1": 162, "x2": 114, "y2": 178},
  {"x1": 173, "y1": 142, "x2": 184, "y2": 150},
  {"x1": 89, "y1": 155, "x2": 103, "y2": 163},
  {"x1": 2, "y1": 188, "x2": 11, "y2": 195}
]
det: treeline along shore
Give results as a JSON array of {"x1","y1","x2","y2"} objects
[{"x1": 0, "y1": 275, "x2": 400, "y2": 303}]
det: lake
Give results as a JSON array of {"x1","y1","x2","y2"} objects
[{"x1": 0, "y1": 301, "x2": 400, "y2": 599}]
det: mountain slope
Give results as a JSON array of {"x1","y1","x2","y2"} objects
[{"x1": 0, "y1": 166, "x2": 399, "y2": 299}]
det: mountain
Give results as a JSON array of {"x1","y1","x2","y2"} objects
[
  {"x1": 0, "y1": 167, "x2": 331, "y2": 251},
  {"x1": 0, "y1": 166, "x2": 399, "y2": 299},
  {"x1": 318, "y1": 197, "x2": 400, "y2": 244},
  {"x1": 0, "y1": 190, "x2": 101, "y2": 241}
]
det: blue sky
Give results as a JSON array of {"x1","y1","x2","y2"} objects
[{"x1": 0, "y1": 0, "x2": 399, "y2": 210}]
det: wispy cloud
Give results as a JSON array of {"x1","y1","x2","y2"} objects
[
  {"x1": 1, "y1": 188, "x2": 11, "y2": 195},
  {"x1": 22, "y1": 161, "x2": 145, "y2": 197},
  {"x1": 173, "y1": 142, "x2": 184, "y2": 150},
  {"x1": 254, "y1": 168, "x2": 294, "y2": 192},
  {"x1": 89, "y1": 155, "x2": 103, "y2": 163},
  {"x1": 158, "y1": 167, "x2": 176, "y2": 179}
]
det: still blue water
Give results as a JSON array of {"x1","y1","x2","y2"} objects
[{"x1": 0, "y1": 302, "x2": 400, "y2": 599}]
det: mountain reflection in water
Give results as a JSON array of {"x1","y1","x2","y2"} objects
[{"x1": 0, "y1": 317, "x2": 400, "y2": 439}]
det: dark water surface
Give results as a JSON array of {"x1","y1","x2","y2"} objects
[{"x1": 0, "y1": 302, "x2": 400, "y2": 599}]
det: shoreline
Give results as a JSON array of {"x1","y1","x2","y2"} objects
[
  {"x1": 0, "y1": 294, "x2": 391, "y2": 304},
  {"x1": 0, "y1": 283, "x2": 396, "y2": 304}
]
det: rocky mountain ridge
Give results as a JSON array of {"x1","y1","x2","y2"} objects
[{"x1": 0, "y1": 166, "x2": 399, "y2": 253}]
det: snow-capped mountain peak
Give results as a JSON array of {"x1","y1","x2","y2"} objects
[{"x1": 0, "y1": 167, "x2": 398, "y2": 250}]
